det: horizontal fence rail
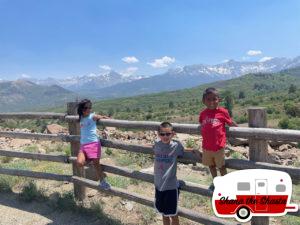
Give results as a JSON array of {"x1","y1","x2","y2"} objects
[
  {"x1": 0, "y1": 112, "x2": 66, "y2": 120},
  {"x1": 1, "y1": 113, "x2": 300, "y2": 141},
  {"x1": 72, "y1": 176, "x2": 238, "y2": 225},
  {"x1": 1, "y1": 131, "x2": 300, "y2": 181},
  {"x1": 1, "y1": 110, "x2": 300, "y2": 225},
  {"x1": 2, "y1": 148, "x2": 299, "y2": 199},
  {"x1": 0, "y1": 149, "x2": 212, "y2": 196},
  {"x1": 0, "y1": 167, "x2": 72, "y2": 182}
]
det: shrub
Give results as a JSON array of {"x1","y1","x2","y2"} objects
[
  {"x1": 238, "y1": 91, "x2": 245, "y2": 99},
  {"x1": 0, "y1": 177, "x2": 12, "y2": 193},
  {"x1": 284, "y1": 101, "x2": 300, "y2": 117},
  {"x1": 56, "y1": 192, "x2": 76, "y2": 211},
  {"x1": 105, "y1": 148, "x2": 113, "y2": 156},
  {"x1": 185, "y1": 138, "x2": 198, "y2": 148},
  {"x1": 288, "y1": 84, "x2": 297, "y2": 94},
  {"x1": 19, "y1": 181, "x2": 46, "y2": 202},
  {"x1": 278, "y1": 118, "x2": 300, "y2": 130}
]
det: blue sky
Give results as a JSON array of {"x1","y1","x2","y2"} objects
[{"x1": 0, "y1": 0, "x2": 300, "y2": 80}]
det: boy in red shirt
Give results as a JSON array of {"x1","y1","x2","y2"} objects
[{"x1": 199, "y1": 87, "x2": 237, "y2": 190}]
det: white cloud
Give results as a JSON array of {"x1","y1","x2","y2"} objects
[
  {"x1": 99, "y1": 65, "x2": 111, "y2": 71},
  {"x1": 247, "y1": 50, "x2": 262, "y2": 56},
  {"x1": 120, "y1": 67, "x2": 138, "y2": 77},
  {"x1": 20, "y1": 74, "x2": 31, "y2": 78},
  {"x1": 147, "y1": 56, "x2": 176, "y2": 68},
  {"x1": 122, "y1": 56, "x2": 139, "y2": 64},
  {"x1": 259, "y1": 56, "x2": 274, "y2": 62}
]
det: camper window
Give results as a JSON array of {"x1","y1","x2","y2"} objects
[
  {"x1": 258, "y1": 182, "x2": 265, "y2": 187},
  {"x1": 237, "y1": 182, "x2": 250, "y2": 191},
  {"x1": 276, "y1": 184, "x2": 286, "y2": 192}
]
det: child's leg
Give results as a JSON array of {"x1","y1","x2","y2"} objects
[
  {"x1": 162, "y1": 216, "x2": 171, "y2": 225},
  {"x1": 76, "y1": 152, "x2": 86, "y2": 167},
  {"x1": 215, "y1": 148, "x2": 226, "y2": 176},
  {"x1": 219, "y1": 166, "x2": 227, "y2": 176},
  {"x1": 209, "y1": 165, "x2": 217, "y2": 178},
  {"x1": 170, "y1": 215, "x2": 179, "y2": 225},
  {"x1": 92, "y1": 159, "x2": 106, "y2": 181},
  {"x1": 202, "y1": 149, "x2": 217, "y2": 178}
]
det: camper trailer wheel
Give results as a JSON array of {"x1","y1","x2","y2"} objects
[{"x1": 237, "y1": 206, "x2": 250, "y2": 220}]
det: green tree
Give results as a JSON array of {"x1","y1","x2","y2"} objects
[
  {"x1": 284, "y1": 101, "x2": 300, "y2": 117},
  {"x1": 238, "y1": 91, "x2": 245, "y2": 99},
  {"x1": 108, "y1": 107, "x2": 114, "y2": 117},
  {"x1": 223, "y1": 91, "x2": 234, "y2": 117},
  {"x1": 288, "y1": 84, "x2": 297, "y2": 94},
  {"x1": 168, "y1": 101, "x2": 174, "y2": 108}
]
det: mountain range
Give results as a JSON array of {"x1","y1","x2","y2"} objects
[
  {"x1": 0, "y1": 80, "x2": 77, "y2": 112},
  {"x1": 69, "y1": 56, "x2": 300, "y2": 99},
  {"x1": 36, "y1": 56, "x2": 300, "y2": 99},
  {"x1": 1, "y1": 56, "x2": 300, "y2": 112}
]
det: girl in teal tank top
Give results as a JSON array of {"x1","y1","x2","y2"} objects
[{"x1": 76, "y1": 99, "x2": 111, "y2": 190}]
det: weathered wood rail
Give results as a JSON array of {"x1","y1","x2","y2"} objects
[{"x1": 0, "y1": 106, "x2": 300, "y2": 225}]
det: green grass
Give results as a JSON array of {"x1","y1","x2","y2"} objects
[
  {"x1": 55, "y1": 191, "x2": 77, "y2": 211},
  {"x1": 0, "y1": 176, "x2": 13, "y2": 193},
  {"x1": 280, "y1": 215, "x2": 300, "y2": 225},
  {"x1": 230, "y1": 151, "x2": 245, "y2": 159},
  {"x1": 107, "y1": 176, "x2": 131, "y2": 189},
  {"x1": 115, "y1": 151, "x2": 153, "y2": 169},
  {"x1": 44, "y1": 143, "x2": 70, "y2": 154},
  {"x1": 185, "y1": 138, "x2": 199, "y2": 149},
  {"x1": 137, "y1": 205, "x2": 157, "y2": 225},
  {"x1": 180, "y1": 192, "x2": 211, "y2": 211},
  {"x1": 0, "y1": 156, "x2": 13, "y2": 164},
  {"x1": 291, "y1": 184, "x2": 300, "y2": 202},
  {"x1": 24, "y1": 144, "x2": 39, "y2": 153},
  {"x1": 104, "y1": 147, "x2": 113, "y2": 156},
  {"x1": 0, "y1": 158, "x2": 72, "y2": 194}
]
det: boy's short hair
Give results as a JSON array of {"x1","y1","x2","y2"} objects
[
  {"x1": 158, "y1": 121, "x2": 173, "y2": 132},
  {"x1": 202, "y1": 87, "x2": 220, "y2": 101}
]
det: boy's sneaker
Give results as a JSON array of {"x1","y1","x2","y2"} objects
[
  {"x1": 208, "y1": 183, "x2": 215, "y2": 192},
  {"x1": 99, "y1": 179, "x2": 111, "y2": 190}
]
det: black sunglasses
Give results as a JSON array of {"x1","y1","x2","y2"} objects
[
  {"x1": 159, "y1": 132, "x2": 172, "y2": 137},
  {"x1": 83, "y1": 106, "x2": 91, "y2": 110}
]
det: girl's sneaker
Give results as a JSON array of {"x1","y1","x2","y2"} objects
[{"x1": 99, "y1": 179, "x2": 111, "y2": 190}]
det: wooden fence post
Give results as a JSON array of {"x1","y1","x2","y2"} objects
[
  {"x1": 248, "y1": 107, "x2": 269, "y2": 225},
  {"x1": 67, "y1": 102, "x2": 86, "y2": 200}
]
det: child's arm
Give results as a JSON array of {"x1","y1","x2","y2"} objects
[
  {"x1": 229, "y1": 120, "x2": 238, "y2": 127},
  {"x1": 223, "y1": 109, "x2": 238, "y2": 127},
  {"x1": 93, "y1": 114, "x2": 110, "y2": 121}
]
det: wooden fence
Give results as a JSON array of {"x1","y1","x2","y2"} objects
[{"x1": 0, "y1": 105, "x2": 300, "y2": 225}]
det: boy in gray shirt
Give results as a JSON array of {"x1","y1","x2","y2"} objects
[{"x1": 154, "y1": 122, "x2": 184, "y2": 225}]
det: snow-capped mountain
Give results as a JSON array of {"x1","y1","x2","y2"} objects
[
  {"x1": 85, "y1": 56, "x2": 300, "y2": 99},
  {"x1": 24, "y1": 56, "x2": 300, "y2": 99},
  {"x1": 33, "y1": 70, "x2": 141, "y2": 91},
  {"x1": 167, "y1": 57, "x2": 300, "y2": 79},
  {"x1": 30, "y1": 57, "x2": 300, "y2": 94}
]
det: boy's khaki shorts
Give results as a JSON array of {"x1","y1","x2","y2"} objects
[{"x1": 202, "y1": 148, "x2": 225, "y2": 168}]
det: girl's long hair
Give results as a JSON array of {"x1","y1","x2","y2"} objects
[{"x1": 77, "y1": 99, "x2": 92, "y2": 122}]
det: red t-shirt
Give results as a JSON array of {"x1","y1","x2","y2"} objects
[{"x1": 199, "y1": 107, "x2": 232, "y2": 151}]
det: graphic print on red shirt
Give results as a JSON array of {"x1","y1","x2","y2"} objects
[{"x1": 199, "y1": 107, "x2": 232, "y2": 151}]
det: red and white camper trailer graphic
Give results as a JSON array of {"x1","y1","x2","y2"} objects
[{"x1": 212, "y1": 169, "x2": 298, "y2": 222}]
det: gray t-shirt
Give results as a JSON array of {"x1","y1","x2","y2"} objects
[{"x1": 153, "y1": 140, "x2": 184, "y2": 191}]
